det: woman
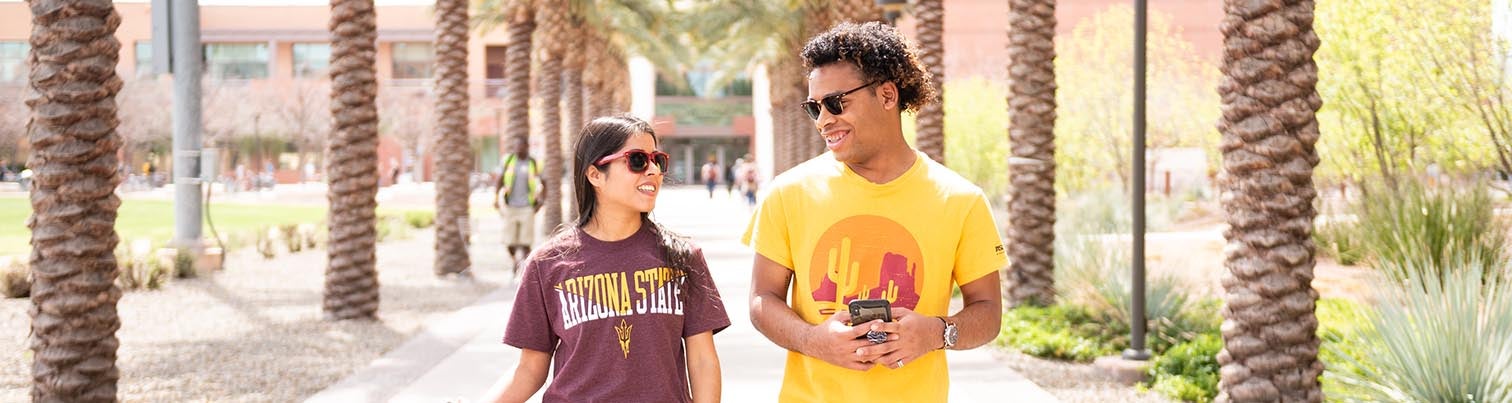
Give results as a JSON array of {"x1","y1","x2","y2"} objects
[{"x1": 495, "y1": 115, "x2": 729, "y2": 403}]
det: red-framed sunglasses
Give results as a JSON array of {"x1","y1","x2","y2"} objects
[{"x1": 594, "y1": 149, "x2": 670, "y2": 173}]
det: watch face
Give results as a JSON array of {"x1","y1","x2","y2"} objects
[{"x1": 944, "y1": 323, "x2": 959, "y2": 346}]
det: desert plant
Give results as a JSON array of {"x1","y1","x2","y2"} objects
[
  {"x1": 1, "y1": 258, "x2": 29, "y2": 298},
  {"x1": 1313, "y1": 218, "x2": 1365, "y2": 266},
  {"x1": 403, "y1": 210, "x2": 436, "y2": 229},
  {"x1": 256, "y1": 226, "x2": 280, "y2": 259},
  {"x1": 115, "y1": 244, "x2": 169, "y2": 291},
  {"x1": 299, "y1": 223, "x2": 320, "y2": 249},
  {"x1": 1328, "y1": 256, "x2": 1512, "y2": 402},
  {"x1": 1354, "y1": 179, "x2": 1507, "y2": 281},
  {"x1": 280, "y1": 224, "x2": 303, "y2": 253},
  {"x1": 173, "y1": 248, "x2": 196, "y2": 279}
]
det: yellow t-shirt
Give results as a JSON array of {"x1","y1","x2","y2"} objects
[{"x1": 741, "y1": 151, "x2": 1007, "y2": 403}]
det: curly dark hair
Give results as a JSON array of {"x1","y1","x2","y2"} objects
[{"x1": 800, "y1": 21, "x2": 938, "y2": 114}]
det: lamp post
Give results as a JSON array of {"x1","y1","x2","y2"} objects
[
  {"x1": 876, "y1": 0, "x2": 907, "y2": 25},
  {"x1": 1124, "y1": 0, "x2": 1152, "y2": 362}
]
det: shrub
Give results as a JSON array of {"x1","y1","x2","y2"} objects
[
  {"x1": 256, "y1": 226, "x2": 279, "y2": 259},
  {"x1": 1, "y1": 258, "x2": 29, "y2": 298},
  {"x1": 173, "y1": 248, "x2": 196, "y2": 279},
  {"x1": 1313, "y1": 219, "x2": 1365, "y2": 266},
  {"x1": 300, "y1": 223, "x2": 320, "y2": 249},
  {"x1": 280, "y1": 224, "x2": 303, "y2": 253},
  {"x1": 1327, "y1": 257, "x2": 1512, "y2": 402},
  {"x1": 404, "y1": 210, "x2": 436, "y2": 229},
  {"x1": 1354, "y1": 179, "x2": 1506, "y2": 281},
  {"x1": 116, "y1": 243, "x2": 169, "y2": 291},
  {"x1": 997, "y1": 304, "x2": 1122, "y2": 362},
  {"x1": 1147, "y1": 333, "x2": 1221, "y2": 403}
]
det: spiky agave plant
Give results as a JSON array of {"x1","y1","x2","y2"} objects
[{"x1": 1327, "y1": 253, "x2": 1512, "y2": 402}]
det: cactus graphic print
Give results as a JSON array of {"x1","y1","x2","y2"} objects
[{"x1": 808, "y1": 215, "x2": 923, "y2": 315}]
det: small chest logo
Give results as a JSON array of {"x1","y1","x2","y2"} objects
[{"x1": 614, "y1": 319, "x2": 633, "y2": 358}]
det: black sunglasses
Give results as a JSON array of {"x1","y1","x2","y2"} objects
[
  {"x1": 800, "y1": 80, "x2": 881, "y2": 120},
  {"x1": 595, "y1": 149, "x2": 670, "y2": 174}
]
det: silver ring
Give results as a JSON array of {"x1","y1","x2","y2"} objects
[{"x1": 895, "y1": 359, "x2": 904, "y2": 368}]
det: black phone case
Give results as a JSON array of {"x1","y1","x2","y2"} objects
[{"x1": 847, "y1": 298, "x2": 892, "y2": 324}]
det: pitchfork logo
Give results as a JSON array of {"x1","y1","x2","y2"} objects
[{"x1": 613, "y1": 319, "x2": 633, "y2": 358}]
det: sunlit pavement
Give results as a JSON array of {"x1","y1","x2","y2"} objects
[{"x1": 307, "y1": 186, "x2": 1056, "y2": 402}]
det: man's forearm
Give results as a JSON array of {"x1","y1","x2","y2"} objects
[
  {"x1": 750, "y1": 291, "x2": 814, "y2": 354},
  {"x1": 947, "y1": 298, "x2": 1002, "y2": 350}
]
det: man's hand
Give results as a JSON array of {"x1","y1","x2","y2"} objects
[
  {"x1": 863, "y1": 307, "x2": 945, "y2": 370},
  {"x1": 803, "y1": 311, "x2": 894, "y2": 371}
]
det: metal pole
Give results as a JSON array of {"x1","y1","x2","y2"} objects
[
  {"x1": 1123, "y1": 0, "x2": 1151, "y2": 361},
  {"x1": 171, "y1": 0, "x2": 203, "y2": 248}
]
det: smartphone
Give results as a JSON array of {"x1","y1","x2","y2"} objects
[{"x1": 847, "y1": 298, "x2": 892, "y2": 325}]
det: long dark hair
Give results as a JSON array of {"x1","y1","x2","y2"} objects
[{"x1": 566, "y1": 115, "x2": 696, "y2": 272}]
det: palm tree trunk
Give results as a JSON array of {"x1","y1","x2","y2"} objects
[
  {"x1": 829, "y1": 0, "x2": 884, "y2": 24},
  {"x1": 1004, "y1": 0, "x2": 1058, "y2": 307},
  {"x1": 27, "y1": 1, "x2": 125, "y2": 400},
  {"x1": 534, "y1": 1, "x2": 567, "y2": 232},
  {"x1": 561, "y1": 32, "x2": 584, "y2": 226},
  {"x1": 1215, "y1": 1, "x2": 1325, "y2": 401},
  {"x1": 915, "y1": 0, "x2": 946, "y2": 164},
  {"x1": 535, "y1": 49, "x2": 564, "y2": 234},
  {"x1": 433, "y1": 0, "x2": 472, "y2": 276},
  {"x1": 504, "y1": 2, "x2": 534, "y2": 157},
  {"x1": 325, "y1": 0, "x2": 381, "y2": 320}
]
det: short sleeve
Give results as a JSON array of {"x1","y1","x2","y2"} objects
[
  {"x1": 502, "y1": 259, "x2": 557, "y2": 352},
  {"x1": 953, "y1": 194, "x2": 1008, "y2": 286},
  {"x1": 681, "y1": 248, "x2": 731, "y2": 337},
  {"x1": 741, "y1": 186, "x2": 793, "y2": 269}
]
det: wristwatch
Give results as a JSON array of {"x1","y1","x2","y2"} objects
[{"x1": 938, "y1": 317, "x2": 958, "y2": 350}]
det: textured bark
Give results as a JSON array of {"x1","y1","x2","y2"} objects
[
  {"x1": 535, "y1": 0, "x2": 566, "y2": 233},
  {"x1": 914, "y1": 0, "x2": 946, "y2": 164},
  {"x1": 504, "y1": 2, "x2": 534, "y2": 156},
  {"x1": 1215, "y1": 1, "x2": 1325, "y2": 401},
  {"x1": 1005, "y1": 0, "x2": 1058, "y2": 307},
  {"x1": 433, "y1": 0, "x2": 472, "y2": 276},
  {"x1": 325, "y1": 0, "x2": 381, "y2": 320},
  {"x1": 26, "y1": 1, "x2": 125, "y2": 400},
  {"x1": 769, "y1": 57, "x2": 800, "y2": 173},
  {"x1": 561, "y1": 26, "x2": 584, "y2": 226},
  {"x1": 829, "y1": 0, "x2": 884, "y2": 24}
]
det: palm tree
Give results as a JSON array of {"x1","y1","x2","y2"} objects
[
  {"x1": 1004, "y1": 0, "x2": 1058, "y2": 307},
  {"x1": 501, "y1": 0, "x2": 535, "y2": 169},
  {"x1": 27, "y1": 1, "x2": 125, "y2": 400},
  {"x1": 536, "y1": 0, "x2": 567, "y2": 232},
  {"x1": 325, "y1": 0, "x2": 381, "y2": 320},
  {"x1": 561, "y1": 23, "x2": 585, "y2": 225},
  {"x1": 433, "y1": 0, "x2": 472, "y2": 276},
  {"x1": 914, "y1": 0, "x2": 946, "y2": 164},
  {"x1": 1215, "y1": 0, "x2": 1325, "y2": 400}
]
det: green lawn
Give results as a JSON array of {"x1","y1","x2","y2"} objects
[
  {"x1": 1, "y1": 195, "x2": 499, "y2": 257},
  {"x1": 3, "y1": 197, "x2": 336, "y2": 257}
]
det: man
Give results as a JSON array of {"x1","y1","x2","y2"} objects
[
  {"x1": 701, "y1": 156, "x2": 720, "y2": 199},
  {"x1": 742, "y1": 22, "x2": 1005, "y2": 403},
  {"x1": 494, "y1": 145, "x2": 546, "y2": 276}
]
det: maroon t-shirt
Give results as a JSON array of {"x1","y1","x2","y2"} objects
[{"x1": 503, "y1": 225, "x2": 730, "y2": 403}]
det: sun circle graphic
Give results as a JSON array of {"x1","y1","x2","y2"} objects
[{"x1": 807, "y1": 215, "x2": 925, "y2": 313}]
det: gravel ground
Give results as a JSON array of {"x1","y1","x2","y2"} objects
[
  {"x1": 991, "y1": 349, "x2": 1172, "y2": 403},
  {"x1": 1, "y1": 219, "x2": 515, "y2": 402}
]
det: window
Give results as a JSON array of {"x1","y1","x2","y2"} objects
[
  {"x1": 391, "y1": 42, "x2": 433, "y2": 80},
  {"x1": 204, "y1": 43, "x2": 269, "y2": 80},
  {"x1": 0, "y1": 42, "x2": 28, "y2": 83},
  {"x1": 291, "y1": 43, "x2": 330, "y2": 78},
  {"x1": 134, "y1": 41, "x2": 153, "y2": 78}
]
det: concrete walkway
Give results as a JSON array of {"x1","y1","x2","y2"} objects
[{"x1": 307, "y1": 187, "x2": 1056, "y2": 403}]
